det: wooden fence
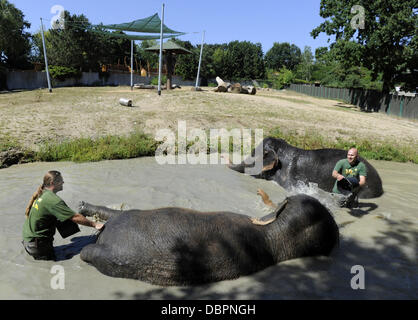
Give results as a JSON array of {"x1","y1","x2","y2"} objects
[{"x1": 288, "y1": 84, "x2": 418, "y2": 120}]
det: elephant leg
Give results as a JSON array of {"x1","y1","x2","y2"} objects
[
  {"x1": 257, "y1": 188, "x2": 277, "y2": 209},
  {"x1": 78, "y1": 201, "x2": 123, "y2": 221},
  {"x1": 80, "y1": 243, "x2": 111, "y2": 271},
  {"x1": 80, "y1": 243, "x2": 132, "y2": 279}
]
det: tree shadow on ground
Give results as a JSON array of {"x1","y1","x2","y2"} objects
[
  {"x1": 54, "y1": 235, "x2": 97, "y2": 261},
  {"x1": 111, "y1": 218, "x2": 416, "y2": 300}
]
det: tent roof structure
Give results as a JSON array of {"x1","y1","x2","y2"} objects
[
  {"x1": 144, "y1": 40, "x2": 192, "y2": 54},
  {"x1": 102, "y1": 13, "x2": 183, "y2": 35},
  {"x1": 102, "y1": 32, "x2": 182, "y2": 41}
]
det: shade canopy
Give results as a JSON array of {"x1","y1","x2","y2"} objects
[
  {"x1": 145, "y1": 40, "x2": 192, "y2": 54},
  {"x1": 102, "y1": 13, "x2": 183, "y2": 34},
  {"x1": 102, "y1": 32, "x2": 184, "y2": 41}
]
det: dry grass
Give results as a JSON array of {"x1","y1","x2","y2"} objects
[{"x1": 1, "y1": 86, "x2": 417, "y2": 157}]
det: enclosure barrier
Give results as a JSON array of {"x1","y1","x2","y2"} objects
[
  {"x1": 4, "y1": 70, "x2": 197, "y2": 91},
  {"x1": 288, "y1": 84, "x2": 418, "y2": 120}
]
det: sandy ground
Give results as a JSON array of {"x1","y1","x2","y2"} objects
[{"x1": 0, "y1": 86, "x2": 417, "y2": 151}]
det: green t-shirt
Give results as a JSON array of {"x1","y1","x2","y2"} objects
[
  {"x1": 22, "y1": 190, "x2": 75, "y2": 242},
  {"x1": 332, "y1": 159, "x2": 367, "y2": 194}
]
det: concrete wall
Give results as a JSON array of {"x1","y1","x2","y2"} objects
[
  {"x1": 6, "y1": 71, "x2": 47, "y2": 90},
  {"x1": 5, "y1": 71, "x2": 199, "y2": 90}
]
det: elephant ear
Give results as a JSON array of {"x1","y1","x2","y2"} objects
[{"x1": 251, "y1": 198, "x2": 288, "y2": 226}]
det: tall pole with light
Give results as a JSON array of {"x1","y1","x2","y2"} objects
[
  {"x1": 195, "y1": 30, "x2": 205, "y2": 90},
  {"x1": 40, "y1": 18, "x2": 52, "y2": 93},
  {"x1": 157, "y1": 3, "x2": 165, "y2": 96}
]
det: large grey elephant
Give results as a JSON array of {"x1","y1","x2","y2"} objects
[
  {"x1": 229, "y1": 137, "x2": 383, "y2": 199},
  {"x1": 79, "y1": 194, "x2": 339, "y2": 286}
]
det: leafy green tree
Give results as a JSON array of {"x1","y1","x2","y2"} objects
[
  {"x1": 45, "y1": 11, "x2": 89, "y2": 70},
  {"x1": 173, "y1": 41, "x2": 265, "y2": 82},
  {"x1": 224, "y1": 41, "x2": 265, "y2": 80},
  {"x1": 32, "y1": 12, "x2": 132, "y2": 72},
  {"x1": 136, "y1": 39, "x2": 159, "y2": 75},
  {"x1": 295, "y1": 46, "x2": 314, "y2": 81},
  {"x1": 310, "y1": 46, "x2": 383, "y2": 90},
  {"x1": 311, "y1": 0, "x2": 417, "y2": 92},
  {"x1": 264, "y1": 42, "x2": 301, "y2": 71},
  {"x1": 171, "y1": 39, "x2": 198, "y2": 80},
  {"x1": 0, "y1": 0, "x2": 31, "y2": 69}
]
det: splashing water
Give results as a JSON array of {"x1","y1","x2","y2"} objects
[{"x1": 287, "y1": 180, "x2": 341, "y2": 212}]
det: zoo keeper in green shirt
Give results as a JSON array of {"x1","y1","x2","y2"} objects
[
  {"x1": 22, "y1": 170, "x2": 103, "y2": 261},
  {"x1": 331, "y1": 148, "x2": 367, "y2": 207}
]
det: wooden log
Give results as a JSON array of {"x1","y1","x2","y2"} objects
[
  {"x1": 216, "y1": 76, "x2": 226, "y2": 87},
  {"x1": 243, "y1": 85, "x2": 256, "y2": 95},
  {"x1": 230, "y1": 83, "x2": 242, "y2": 94},
  {"x1": 215, "y1": 76, "x2": 230, "y2": 92},
  {"x1": 215, "y1": 85, "x2": 228, "y2": 92},
  {"x1": 134, "y1": 84, "x2": 156, "y2": 89}
]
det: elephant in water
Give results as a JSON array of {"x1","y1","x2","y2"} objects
[
  {"x1": 228, "y1": 137, "x2": 383, "y2": 199},
  {"x1": 79, "y1": 194, "x2": 339, "y2": 286}
]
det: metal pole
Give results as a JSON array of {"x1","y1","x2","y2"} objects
[
  {"x1": 195, "y1": 30, "x2": 205, "y2": 90},
  {"x1": 157, "y1": 3, "x2": 165, "y2": 96},
  {"x1": 131, "y1": 40, "x2": 134, "y2": 91},
  {"x1": 40, "y1": 18, "x2": 52, "y2": 93}
]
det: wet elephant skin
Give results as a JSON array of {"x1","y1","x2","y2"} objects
[
  {"x1": 229, "y1": 137, "x2": 383, "y2": 199},
  {"x1": 79, "y1": 194, "x2": 339, "y2": 286}
]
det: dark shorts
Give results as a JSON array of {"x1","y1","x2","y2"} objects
[{"x1": 22, "y1": 238, "x2": 56, "y2": 261}]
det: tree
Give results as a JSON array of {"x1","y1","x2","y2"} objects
[
  {"x1": 295, "y1": 46, "x2": 314, "y2": 81},
  {"x1": 136, "y1": 40, "x2": 159, "y2": 75},
  {"x1": 171, "y1": 39, "x2": 198, "y2": 81},
  {"x1": 32, "y1": 12, "x2": 132, "y2": 72},
  {"x1": 264, "y1": 42, "x2": 301, "y2": 71},
  {"x1": 311, "y1": 0, "x2": 418, "y2": 92},
  {"x1": 173, "y1": 41, "x2": 265, "y2": 82},
  {"x1": 310, "y1": 46, "x2": 383, "y2": 90},
  {"x1": 0, "y1": 0, "x2": 31, "y2": 69},
  {"x1": 223, "y1": 41, "x2": 265, "y2": 80}
]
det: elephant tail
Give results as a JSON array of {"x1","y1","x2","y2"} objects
[{"x1": 78, "y1": 201, "x2": 124, "y2": 221}]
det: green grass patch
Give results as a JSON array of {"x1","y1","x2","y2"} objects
[
  {"x1": 0, "y1": 135, "x2": 22, "y2": 152},
  {"x1": 268, "y1": 127, "x2": 418, "y2": 163},
  {"x1": 36, "y1": 131, "x2": 158, "y2": 162}
]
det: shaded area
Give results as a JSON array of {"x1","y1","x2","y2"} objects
[
  {"x1": 54, "y1": 235, "x2": 97, "y2": 261},
  {"x1": 348, "y1": 202, "x2": 378, "y2": 218}
]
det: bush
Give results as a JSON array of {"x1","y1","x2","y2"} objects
[
  {"x1": 266, "y1": 67, "x2": 295, "y2": 89},
  {"x1": 48, "y1": 65, "x2": 81, "y2": 81},
  {"x1": 151, "y1": 75, "x2": 167, "y2": 85}
]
